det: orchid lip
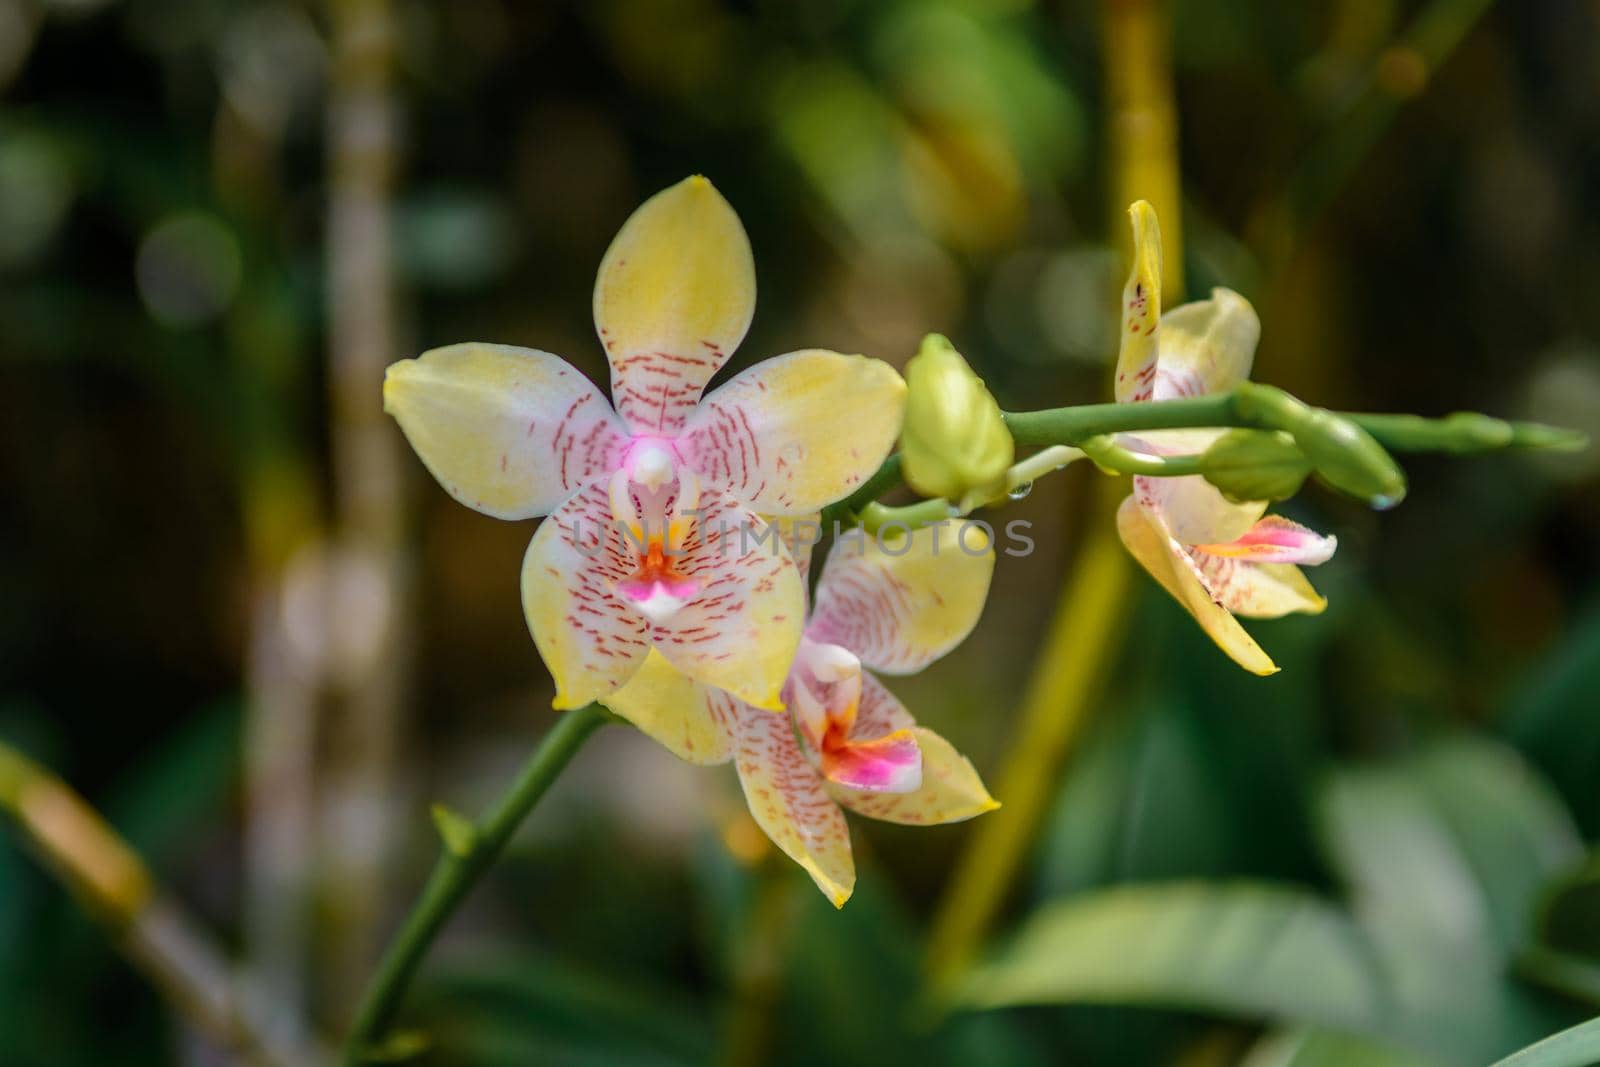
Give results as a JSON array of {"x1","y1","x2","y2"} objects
[{"x1": 615, "y1": 575, "x2": 696, "y2": 624}]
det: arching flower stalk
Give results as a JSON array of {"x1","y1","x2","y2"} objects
[
  {"x1": 384, "y1": 177, "x2": 905, "y2": 710},
  {"x1": 1112, "y1": 201, "x2": 1337, "y2": 675},
  {"x1": 606, "y1": 520, "x2": 998, "y2": 906}
]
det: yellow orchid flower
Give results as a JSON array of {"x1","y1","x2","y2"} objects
[
  {"x1": 606, "y1": 519, "x2": 998, "y2": 907},
  {"x1": 1112, "y1": 201, "x2": 1336, "y2": 676},
  {"x1": 384, "y1": 177, "x2": 906, "y2": 710}
]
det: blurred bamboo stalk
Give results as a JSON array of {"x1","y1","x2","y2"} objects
[
  {"x1": 214, "y1": 82, "x2": 332, "y2": 1050},
  {"x1": 323, "y1": 0, "x2": 412, "y2": 1021},
  {"x1": 0, "y1": 741, "x2": 327, "y2": 1067},
  {"x1": 925, "y1": 0, "x2": 1182, "y2": 988}
]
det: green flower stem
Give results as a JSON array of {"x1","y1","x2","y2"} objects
[
  {"x1": 1077, "y1": 435, "x2": 1205, "y2": 477},
  {"x1": 824, "y1": 393, "x2": 1581, "y2": 532},
  {"x1": 1002, "y1": 388, "x2": 1582, "y2": 455},
  {"x1": 342, "y1": 704, "x2": 614, "y2": 1065},
  {"x1": 858, "y1": 498, "x2": 958, "y2": 534},
  {"x1": 1349, "y1": 411, "x2": 1589, "y2": 453}
]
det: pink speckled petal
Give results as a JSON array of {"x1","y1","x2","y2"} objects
[
  {"x1": 1150, "y1": 287, "x2": 1259, "y2": 401},
  {"x1": 594, "y1": 177, "x2": 754, "y2": 436},
  {"x1": 522, "y1": 481, "x2": 651, "y2": 708},
  {"x1": 1133, "y1": 469, "x2": 1268, "y2": 547},
  {"x1": 1112, "y1": 201, "x2": 1163, "y2": 403},
  {"x1": 384, "y1": 343, "x2": 628, "y2": 520},
  {"x1": 849, "y1": 673, "x2": 916, "y2": 742},
  {"x1": 1189, "y1": 549, "x2": 1329, "y2": 620},
  {"x1": 648, "y1": 491, "x2": 805, "y2": 711},
  {"x1": 807, "y1": 523, "x2": 994, "y2": 675},
  {"x1": 679, "y1": 350, "x2": 905, "y2": 516},
  {"x1": 731, "y1": 701, "x2": 855, "y2": 907},
  {"x1": 1116, "y1": 494, "x2": 1278, "y2": 676},
  {"x1": 602, "y1": 650, "x2": 737, "y2": 766}
]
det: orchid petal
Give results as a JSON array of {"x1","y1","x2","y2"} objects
[
  {"x1": 648, "y1": 493, "x2": 804, "y2": 711},
  {"x1": 384, "y1": 343, "x2": 627, "y2": 520},
  {"x1": 849, "y1": 672, "x2": 916, "y2": 741},
  {"x1": 680, "y1": 350, "x2": 905, "y2": 516},
  {"x1": 602, "y1": 650, "x2": 736, "y2": 766},
  {"x1": 593, "y1": 176, "x2": 755, "y2": 436},
  {"x1": 731, "y1": 702, "x2": 855, "y2": 907},
  {"x1": 1112, "y1": 200, "x2": 1162, "y2": 403},
  {"x1": 1133, "y1": 469, "x2": 1267, "y2": 546},
  {"x1": 1116, "y1": 495, "x2": 1279, "y2": 676},
  {"x1": 522, "y1": 481, "x2": 651, "y2": 708},
  {"x1": 820, "y1": 729, "x2": 922, "y2": 793},
  {"x1": 1191, "y1": 551, "x2": 1329, "y2": 619},
  {"x1": 1195, "y1": 515, "x2": 1337, "y2": 565},
  {"x1": 830, "y1": 726, "x2": 997, "y2": 826},
  {"x1": 1152, "y1": 287, "x2": 1259, "y2": 400},
  {"x1": 807, "y1": 522, "x2": 995, "y2": 675},
  {"x1": 766, "y1": 512, "x2": 823, "y2": 581}
]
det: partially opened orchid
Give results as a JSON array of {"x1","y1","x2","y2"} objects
[
  {"x1": 385, "y1": 177, "x2": 905, "y2": 709},
  {"x1": 1112, "y1": 202, "x2": 1337, "y2": 675},
  {"x1": 606, "y1": 520, "x2": 998, "y2": 906}
]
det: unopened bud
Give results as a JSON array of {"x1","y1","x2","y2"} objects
[
  {"x1": 900, "y1": 334, "x2": 1014, "y2": 502},
  {"x1": 1200, "y1": 430, "x2": 1312, "y2": 503},
  {"x1": 1235, "y1": 382, "x2": 1408, "y2": 509}
]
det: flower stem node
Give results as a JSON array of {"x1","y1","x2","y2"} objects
[
  {"x1": 900, "y1": 334, "x2": 1015, "y2": 504},
  {"x1": 1200, "y1": 429, "x2": 1313, "y2": 503},
  {"x1": 429, "y1": 803, "x2": 477, "y2": 858}
]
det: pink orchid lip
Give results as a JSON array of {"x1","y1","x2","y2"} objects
[
  {"x1": 819, "y1": 729, "x2": 923, "y2": 794},
  {"x1": 1195, "y1": 516, "x2": 1337, "y2": 566},
  {"x1": 614, "y1": 543, "x2": 699, "y2": 625}
]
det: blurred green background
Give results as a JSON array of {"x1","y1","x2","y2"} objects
[{"x1": 4, "y1": 0, "x2": 1600, "y2": 1064}]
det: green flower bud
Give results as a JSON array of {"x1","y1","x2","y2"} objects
[
  {"x1": 1200, "y1": 430, "x2": 1313, "y2": 503},
  {"x1": 1235, "y1": 382, "x2": 1409, "y2": 508},
  {"x1": 900, "y1": 334, "x2": 1014, "y2": 502},
  {"x1": 1297, "y1": 408, "x2": 1408, "y2": 508}
]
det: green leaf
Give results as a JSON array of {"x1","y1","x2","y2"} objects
[
  {"x1": 952, "y1": 881, "x2": 1384, "y2": 1036},
  {"x1": 1490, "y1": 1015, "x2": 1600, "y2": 1067}
]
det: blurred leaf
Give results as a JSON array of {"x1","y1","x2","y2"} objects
[
  {"x1": 1539, "y1": 855, "x2": 1600, "y2": 961},
  {"x1": 1319, "y1": 738, "x2": 1581, "y2": 963},
  {"x1": 1489, "y1": 1015, "x2": 1600, "y2": 1067},
  {"x1": 1505, "y1": 608, "x2": 1600, "y2": 835},
  {"x1": 953, "y1": 881, "x2": 1384, "y2": 1035},
  {"x1": 1035, "y1": 697, "x2": 1233, "y2": 897},
  {"x1": 1314, "y1": 737, "x2": 1579, "y2": 1062},
  {"x1": 418, "y1": 951, "x2": 713, "y2": 1067},
  {"x1": 1242, "y1": 1027, "x2": 1440, "y2": 1067},
  {"x1": 103, "y1": 699, "x2": 241, "y2": 866}
]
